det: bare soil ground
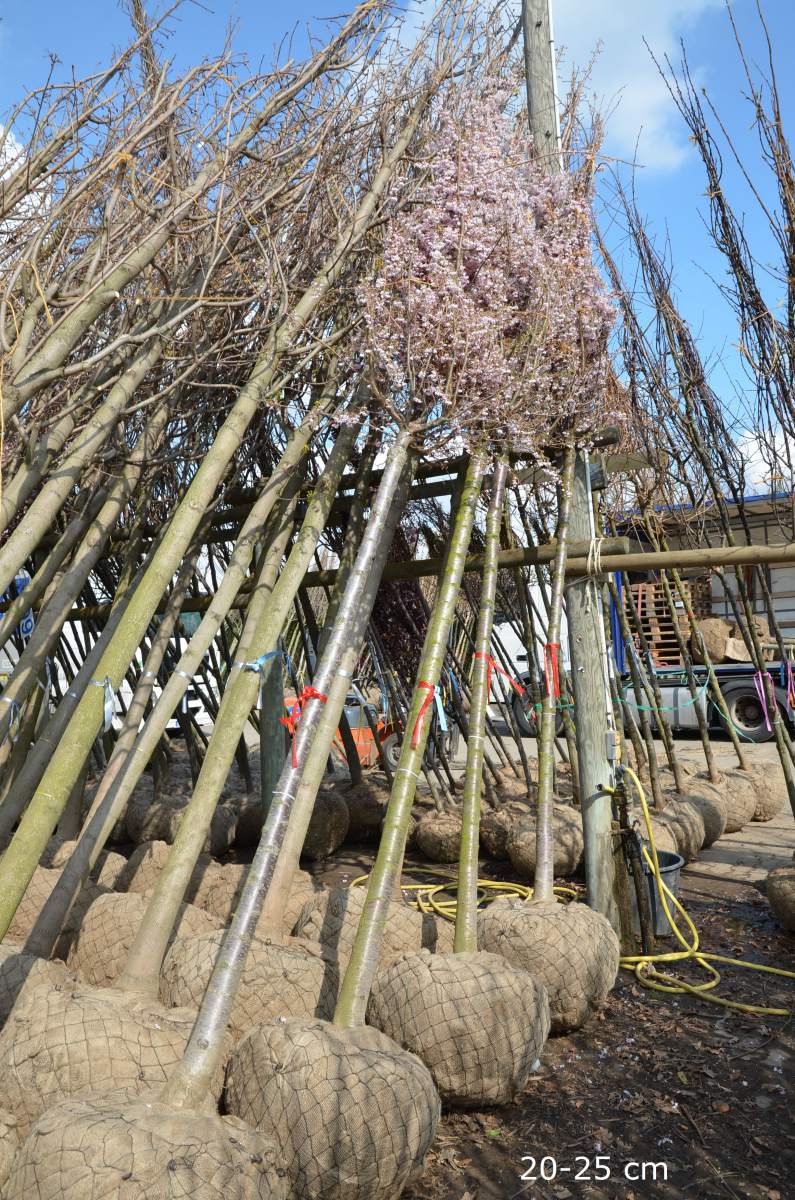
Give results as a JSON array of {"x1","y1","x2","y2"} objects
[
  {"x1": 404, "y1": 883, "x2": 793, "y2": 1200},
  {"x1": 314, "y1": 741, "x2": 794, "y2": 1200}
]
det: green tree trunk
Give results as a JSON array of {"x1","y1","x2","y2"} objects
[
  {"x1": 334, "y1": 452, "x2": 486, "y2": 1029},
  {"x1": 454, "y1": 456, "x2": 508, "y2": 954},
  {"x1": 0, "y1": 95, "x2": 429, "y2": 943},
  {"x1": 534, "y1": 445, "x2": 575, "y2": 903},
  {"x1": 160, "y1": 430, "x2": 415, "y2": 1110},
  {"x1": 25, "y1": 485, "x2": 301, "y2": 959},
  {"x1": 116, "y1": 423, "x2": 357, "y2": 995}
]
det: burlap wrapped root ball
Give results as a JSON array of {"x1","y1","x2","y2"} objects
[
  {"x1": 3, "y1": 1090, "x2": 288, "y2": 1200},
  {"x1": 676, "y1": 786, "x2": 727, "y2": 848},
  {"x1": 478, "y1": 899, "x2": 620, "y2": 1034},
  {"x1": 0, "y1": 978, "x2": 227, "y2": 1138},
  {"x1": 707, "y1": 769, "x2": 757, "y2": 833},
  {"x1": 229, "y1": 795, "x2": 266, "y2": 847},
  {"x1": 415, "y1": 811, "x2": 462, "y2": 863},
  {"x1": 125, "y1": 791, "x2": 236, "y2": 857},
  {"x1": 301, "y1": 788, "x2": 350, "y2": 861},
  {"x1": 494, "y1": 767, "x2": 534, "y2": 803},
  {"x1": 506, "y1": 805, "x2": 584, "y2": 881},
  {"x1": 479, "y1": 802, "x2": 527, "y2": 860},
  {"x1": 367, "y1": 950, "x2": 550, "y2": 1106},
  {"x1": 0, "y1": 944, "x2": 72, "y2": 1029},
  {"x1": 0, "y1": 1108, "x2": 20, "y2": 1192},
  {"x1": 116, "y1": 839, "x2": 225, "y2": 910},
  {"x1": 194, "y1": 860, "x2": 324, "y2": 935},
  {"x1": 161, "y1": 931, "x2": 338, "y2": 1041},
  {"x1": 766, "y1": 864, "x2": 795, "y2": 932},
  {"x1": 66, "y1": 891, "x2": 222, "y2": 987},
  {"x1": 295, "y1": 886, "x2": 453, "y2": 975},
  {"x1": 338, "y1": 778, "x2": 391, "y2": 840},
  {"x1": 630, "y1": 814, "x2": 677, "y2": 857},
  {"x1": 748, "y1": 766, "x2": 787, "y2": 822},
  {"x1": 226, "y1": 1017, "x2": 440, "y2": 1200},
  {"x1": 6, "y1": 867, "x2": 108, "y2": 957},
  {"x1": 657, "y1": 797, "x2": 706, "y2": 863},
  {"x1": 44, "y1": 838, "x2": 128, "y2": 890}
]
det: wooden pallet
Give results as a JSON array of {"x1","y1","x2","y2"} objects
[{"x1": 627, "y1": 577, "x2": 711, "y2": 668}]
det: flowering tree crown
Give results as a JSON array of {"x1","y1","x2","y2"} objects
[{"x1": 358, "y1": 94, "x2": 615, "y2": 455}]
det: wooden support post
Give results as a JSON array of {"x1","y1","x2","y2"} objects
[
  {"x1": 521, "y1": 0, "x2": 564, "y2": 172},
  {"x1": 567, "y1": 452, "x2": 620, "y2": 930}
]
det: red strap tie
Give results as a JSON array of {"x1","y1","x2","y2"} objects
[
  {"x1": 544, "y1": 642, "x2": 561, "y2": 700},
  {"x1": 474, "y1": 651, "x2": 525, "y2": 697},
  {"x1": 411, "y1": 680, "x2": 436, "y2": 748},
  {"x1": 280, "y1": 685, "x2": 328, "y2": 767}
]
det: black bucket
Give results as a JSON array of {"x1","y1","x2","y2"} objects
[{"x1": 629, "y1": 848, "x2": 685, "y2": 938}]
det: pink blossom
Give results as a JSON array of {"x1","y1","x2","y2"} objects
[{"x1": 356, "y1": 95, "x2": 615, "y2": 454}]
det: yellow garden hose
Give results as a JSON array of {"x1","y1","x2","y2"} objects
[
  {"x1": 351, "y1": 769, "x2": 794, "y2": 1017},
  {"x1": 350, "y1": 866, "x2": 577, "y2": 921},
  {"x1": 614, "y1": 765, "x2": 794, "y2": 1017}
]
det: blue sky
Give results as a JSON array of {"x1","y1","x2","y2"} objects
[{"x1": 1, "y1": 1, "x2": 792, "y2": 446}]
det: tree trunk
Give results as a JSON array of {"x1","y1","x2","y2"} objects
[
  {"x1": 455, "y1": 457, "x2": 508, "y2": 953},
  {"x1": 534, "y1": 445, "x2": 575, "y2": 903},
  {"x1": 333, "y1": 452, "x2": 485, "y2": 1029}
]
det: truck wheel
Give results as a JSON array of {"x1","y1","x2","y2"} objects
[
  {"x1": 512, "y1": 691, "x2": 537, "y2": 737},
  {"x1": 721, "y1": 688, "x2": 779, "y2": 743},
  {"x1": 380, "y1": 732, "x2": 402, "y2": 771},
  {"x1": 511, "y1": 693, "x2": 565, "y2": 738}
]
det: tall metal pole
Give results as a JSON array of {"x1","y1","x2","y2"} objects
[{"x1": 522, "y1": 0, "x2": 619, "y2": 928}]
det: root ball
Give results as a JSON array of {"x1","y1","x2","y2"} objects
[
  {"x1": 714, "y1": 770, "x2": 757, "y2": 832},
  {"x1": 301, "y1": 789, "x2": 349, "y2": 861},
  {"x1": 750, "y1": 768, "x2": 786, "y2": 822},
  {"x1": 478, "y1": 899, "x2": 619, "y2": 1034},
  {"x1": 415, "y1": 811, "x2": 462, "y2": 863},
  {"x1": 0, "y1": 944, "x2": 72, "y2": 1029},
  {"x1": 3, "y1": 1090, "x2": 287, "y2": 1199},
  {"x1": 340, "y1": 778, "x2": 391, "y2": 839},
  {"x1": 7, "y1": 867, "x2": 107, "y2": 956},
  {"x1": 506, "y1": 805, "x2": 583, "y2": 880},
  {"x1": 367, "y1": 950, "x2": 550, "y2": 1106},
  {"x1": 116, "y1": 840, "x2": 223, "y2": 909},
  {"x1": 45, "y1": 840, "x2": 128, "y2": 891},
  {"x1": 766, "y1": 864, "x2": 795, "y2": 932},
  {"x1": 494, "y1": 767, "x2": 534, "y2": 803},
  {"x1": 657, "y1": 798, "x2": 706, "y2": 862},
  {"x1": 66, "y1": 891, "x2": 221, "y2": 987},
  {"x1": 295, "y1": 886, "x2": 452, "y2": 975},
  {"x1": 161, "y1": 931, "x2": 338, "y2": 1041},
  {"x1": 0, "y1": 1108, "x2": 19, "y2": 1192},
  {"x1": 125, "y1": 794, "x2": 235, "y2": 857},
  {"x1": 0, "y1": 981, "x2": 223, "y2": 1138},
  {"x1": 479, "y1": 807, "x2": 515, "y2": 859},
  {"x1": 226, "y1": 1017, "x2": 439, "y2": 1200},
  {"x1": 678, "y1": 788, "x2": 727, "y2": 848}
]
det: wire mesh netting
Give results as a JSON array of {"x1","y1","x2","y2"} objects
[
  {"x1": 66, "y1": 892, "x2": 221, "y2": 988},
  {"x1": 295, "y1": 886, "x2": 453, "y2": 976},
  {"x1": 161, "y1": 931, "x2": 339, "y2": 1041},
  {"x1": 0, "y1": 980, "x2": 227, "y2": 1138},
  {"x1": 2, "y1": 1089, "x2": 288, "y2": 1199},
  {"x1": 367, "y1": 949, "x2": 550, "y2": 1105},
  {"x1": 226, "y1": 1016, "x2": 440, "y2": 1200},
  {"x1": 478, "y1": 899, "x2": 620, "y2": 1034},
  {"x1": 506, "y1": 805, "x2": 584, "y2": 880}
]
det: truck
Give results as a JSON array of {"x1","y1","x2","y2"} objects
[{"x1": 491, "y1": 606, "x2": 794, "y2": 745}]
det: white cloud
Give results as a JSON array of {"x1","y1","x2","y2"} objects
[
  {"x1": 383, "y1": 2, "x2": 723, "y2": 173},
  {"x1": 736, "y1": 428, "x2": 795, "y2": 494},
  {"x1": 552, "y1": 0, "x2": 725, "y2": 172}
]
